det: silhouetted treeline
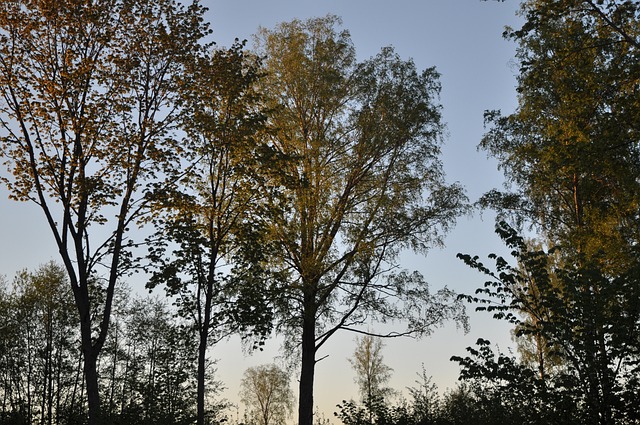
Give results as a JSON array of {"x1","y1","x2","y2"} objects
[{"x1": 0, "y1": 262, "x2": 227, "y2": 425}]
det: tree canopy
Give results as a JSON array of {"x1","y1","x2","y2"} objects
[
  {"x1": 455, "y1": 1, "x2": 640, "y2": 424},
  {"x1": 254, "y1": 15, "x2": 468, "y2": 425},
  {"x1": 240, "y1": 364, "x2": 294, "y2": 425},
  {"x1": 0, "y1": 0, "x2": 210, "y2": 422}
]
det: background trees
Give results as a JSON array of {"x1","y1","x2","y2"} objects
[
  {"x1": 97, "y1": 295, "x2": 204, "y2": 425},
  {"x1": 0, "y1": 263, "x2": 78, "y2": 425},
  {"x1": 336, "y1": 358, "x2": 446, "y2": 425},
  {"x1": 0, "y1": 264, "x2": 226, "y2": 425},
  {"x1": 0, "y1": 0, "x2": 210, "y2": 422},
  {"x1": 349, "y1": 335, "x2": 394, "y2": 407},
  {"x1": 254, "y1": 15, "x2": 468, "y2": 425},
  {"x1": 239, "y1": 364, "x2": 294, "y2": 425},
  {"x1": 338, "y1": 335, "x2": 394, "y2": 425}
]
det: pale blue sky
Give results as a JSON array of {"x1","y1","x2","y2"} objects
[
  {"x1": 206, "y1": 0, "x2": 524, "y2": 420},
  {"x1": 0, "y1": 0, "x2": 523, "y2": 422}
]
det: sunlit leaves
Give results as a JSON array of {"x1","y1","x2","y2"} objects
[{"x1": 480, "y1": 0, "x2": 640, "y2": 273}]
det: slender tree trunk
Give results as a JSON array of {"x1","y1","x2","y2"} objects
[
  {"x1": 298, "y1": 304, "x2": 316, "y2": 425},
  {"x1": 120, "y1": 345, "x2": 133, "y2": 416},
  {"x1": 45, "y1": 309, "x2": 54, "y2": 425},
  {"x1": 2, "y1": 366, "x2": 7, "y2": 420},
  {"x1": 78, "y1": 299, "x2": 101, "y2": 425},
  {"x1": 70, "y1": 349, "x2": 82, "y2": 416},
  {"x1": 108, "y1": 327, "x2": 118, "y2": 415},
  {"x1": 26, "y1": 325, "x2": 33, "y2": 424},
  {"x1": 197, "y1": 279, "x2": 214, "y2": 425},
  {"x1": 84, "y1": 350, "x2": 101, "y2": 425},
  {"x1": 56, "y1": 333, "x2": 63, "y2": 425},
  {"x1": 197, "y1": 335, "x2": 207, "y2": 425}
]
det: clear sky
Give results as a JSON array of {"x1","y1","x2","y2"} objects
[
  {"x1": 205, "y1": 0, "x2": 525, "y2": 421},
  {"x1": 0, "y1": 0, "x2": 524, "y2": 422}
]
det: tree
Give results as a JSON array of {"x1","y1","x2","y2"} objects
[
  {"x1": 0, "y1": 263, "x2": 79, "y2": 425},
  {"x1": 456, "y1": 223, "x2": 640, "y2": 424},
  {"x1": 240, "y1": 364, "x2": 294, "y2": 425},
  {"x1": 480, "y1": 0, "x2": 640, "y2": 272},
  {"x1": 450, "y1": 340, "x2": 550, "y2": 425},
  {"x1": 469, "y1": 2, "x2": 640, "y2": 423},
  {"x1": 349, "y1": 335, "x2": 394, "y2": 408},
  {"x1": 109, "y1": 296, "x2": 203, "y2": 425},
  {"x1": 438, "y1": 384, "x2": 480, "y2": 425},
  {"x1": 407, "y1": 365, "x2": 441, "y2": 425},
  {"x1": 505, "y1": 0, "x2": 640, "y2": 50},
  {"x1": 0, "y1": 1, "x2": 209, "y2": 422},
  {"x1": 254, "y1": 15, "x2": 468, "y2": 425},
  {"x1": 146, "y1": 40, "x2": 274, "y2": 425}
]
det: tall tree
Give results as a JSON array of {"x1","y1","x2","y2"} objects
[
  {"x1": 480, "y1": 0, "x2": 640, "y2": 271},
  {"x1": 146, "y1": 41, "x2": 274, "y2": 425},
  {"x1": 0, "y1": 1, "x2": 209, "y2": 422},
  {"x1": 254, "y1": 15, "x2": 468, "y2": 425},
  {"x1": 240, "y1": 364, "x2": 294, "y2": 425},
  {"x1": 471, "y1": 2, "x2": 640, "y2": 423}
]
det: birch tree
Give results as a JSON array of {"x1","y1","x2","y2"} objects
[{"x1": 255, "y1": 15, "x2": 468, "y2": 425}]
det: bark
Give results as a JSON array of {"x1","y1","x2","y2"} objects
[
  {"x1": 298, "y1": 306, "x2": 316, "y2": 425},
  {"x1": 77, "y1": 284, "x2": 101, "y2": 425},
  {"x1": 197, "y1": 278, "x2": 214, "y2": 425},
  {"x1": 83, "y1": 350, "x2": 101, "y2": 425},
  {"x1": 197, "y1": 329, "x2": 209, "y2": 425}
]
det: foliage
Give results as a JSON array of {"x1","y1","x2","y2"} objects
[
  {"x1": 349, "y1": 335, "x2": 394, "y2": 405},
  {"x1": 336, "y1": 364, "x2": 454, "y2": 425},
  {"x1": 98, "y1": 295, "x2": 203, "y2": 425},
  {"x1": 455, "y1": 222, "x2": 640, "y2": 424},
  {"x1": 0, "y1": 264, "x2": 231, "y2": 425},
  {"x1": 0, "y1": 0, "x2": 210, "y2": 422},
  {"x1": 480, "y1": 0, "x2": 640, "y2": 273},
  {"x1": 239, "y1": 364, "x2": 294, "y2": 425},
  {"x1": 0, "y1": 263, "x2": 79, "y2": 425},
  {"x1": 336, "y1": 396, "x2": 415, "y2": 425},
  {"x1": 407, "y1": 365, "x2": 441, "y2": 425},
  {"x1": 465, "y1": 2, "x2": 640, "y2": 424},
  {"x1": 146, "y1": 38, "x2": 275, "y2": 425},
  {"x1": 146, "y1": 39, "x2": 274, "y2": 348},
  {"x1": 254, "y1": 15, "x2": 469, "y2": 425}
]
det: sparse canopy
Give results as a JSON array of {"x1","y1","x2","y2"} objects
[
  {"x1": 240, "y1": 364, "x2": 294, "y2": 425},
  {"x1": 349, "y1": 335, "x2": 394, "y2": 404}
]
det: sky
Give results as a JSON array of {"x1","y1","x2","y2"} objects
[
  {"x1": 205, "y1": 0, "x2": 525, "y2": 420},
  {"x1": 0, "y1": 0, "x2": 524, "y2": 422}
]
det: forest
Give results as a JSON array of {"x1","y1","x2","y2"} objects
[{"x1": 0, "y1": 1, "x2": 638, "y2": 425}]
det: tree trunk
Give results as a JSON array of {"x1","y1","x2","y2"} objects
[
  {"x1": 84, "y1": 350, "x2": 101, "y2": 425},
  {"x1": 197, "y1": 280, "x2": 213, "y2": 425},
  {"x1": 55, "y1": 333, "x2": 63, "y2": 425},
  {"x1": 197, "y1": 330, "x2": 208, "y2": 425},
  {"x1": 78, "y1": 297, "x2": 101, "y2": 425},
  {"x1": 298, "y1": 309, "x2": 316, "y2": 425}
]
